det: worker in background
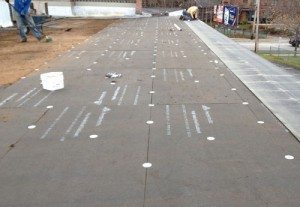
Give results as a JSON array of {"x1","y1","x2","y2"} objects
[
  {"x1": 5, "y1": 0, "x2": 44, "y2": 42},
  {"x1": 187, "y1": 6, "x2": 199, "y2": 20},
  {"x1": 180, "y1": 6, "x2": 199, "y2": 21}
]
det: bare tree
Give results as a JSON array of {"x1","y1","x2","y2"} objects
[{"x1": 269, "y1": 0, "x2": 300, "y2": 56}]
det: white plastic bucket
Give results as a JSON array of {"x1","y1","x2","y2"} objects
[{"x1": 40, "y1": 72, "x2": 64, "y2": 91}]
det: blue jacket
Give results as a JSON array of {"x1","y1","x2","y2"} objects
[{"x1": 14, "y1": 0, "x2": 31, "y2": 15}]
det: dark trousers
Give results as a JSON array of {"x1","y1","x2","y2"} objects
[{"x1": 182, "y1": 11, "x2": 192, "y2": 21}]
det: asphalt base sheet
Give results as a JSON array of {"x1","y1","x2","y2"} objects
[{"x1": 0, "y1": 17, "x2": 299, "y2": 207}]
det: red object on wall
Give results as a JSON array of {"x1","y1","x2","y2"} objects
[
  {"x1": 136, "y1": 0, "x2": 142, "y2": 14},
  {"x1": 216, "y1": 5, "x2": 224, "y2": 23}
]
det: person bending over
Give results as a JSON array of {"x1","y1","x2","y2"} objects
[
  {"x1": 180, "y1": 6, "x2": 199, "y2": 21},
  {"x1": 187, "y1": 6, "x2": 199, "y2": 20}
]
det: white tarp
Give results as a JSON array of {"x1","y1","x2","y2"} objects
[
  {"x1": 48, "y1": 6, "x2": 74, "y2": 17},
  {"x1": 0, "y1": 1, "x2": 13, "y2": 27},
  {"x1": 73, "y1": 6, "x2": 135, "y2": 17},
  {"x1": 168, "y1": 10, "x2": 184, "y2": 16},
  {"x1": 48, "y1": 5, "x2": 135, "y2": 17}
]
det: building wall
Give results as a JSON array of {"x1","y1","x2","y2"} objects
[
  {"x1": 32, "y1": 0, "x2": 136, "y2": 17},
  {"x1": 31, "y1": 1, "x2": 74, "y2": 16},
  {"x1": 73, "y1": 1, "x2": 135, "y2": 17},
  {"x1": 33, "y1": 2, "x2": 47, "y2": 15},
  {"x1": 0, "y1": 0, "x2": 13, "y2": 27},
  {"x1": 48, "y1": 1, "x2": 74, "y2": 16}
]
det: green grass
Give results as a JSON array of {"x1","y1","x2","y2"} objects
[
  {"x1": 259, "y1": 54, "x2": 300, "y2": 69},
  {"x1": 237, "y1": 24, "x2": 252, "y2": 30}
]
